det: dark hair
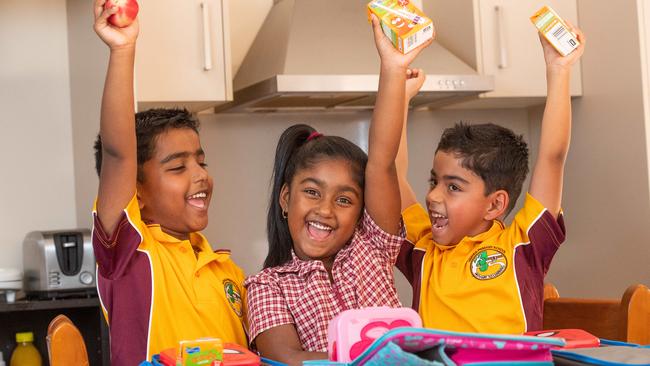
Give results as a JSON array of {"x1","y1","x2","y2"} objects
[
  {"x1": 436, "y1": 122, "x2": 529, "y2": 216},
  {"x1": 94, "y1": 108, "x2": 199, "y2": 181},
  {"x1": 265, "y1": 124, "x2": 368, "y2": 268}
]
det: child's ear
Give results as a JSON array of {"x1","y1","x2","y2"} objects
[
  {"x1": 136, "y1": 182, "x2": 145, "y2": 210},
  {"x1": 279, "y1": 183, "x2": 290, "y2": 214},
  {"x1": 484, "y1": 190, "x2": 509, "y2": 221}
]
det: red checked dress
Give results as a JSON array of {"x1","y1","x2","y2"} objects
[{"x1": 244, "y1": 210, "x2": 406, "y2": 352}]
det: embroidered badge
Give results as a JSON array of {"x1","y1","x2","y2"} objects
[
  {"x1": 469, "y1": 246, "x2": 507, "y2": 280},
  {"x1": 223, "y1": 279, "x2": 243, "y2": 317}
]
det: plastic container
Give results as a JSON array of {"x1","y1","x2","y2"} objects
[
  {"x1": 327, "y1": 307, "x2": 422, "y2": 362},
  {"x1": 10, "y1": 332, "x2": 42, "y2": 366}
]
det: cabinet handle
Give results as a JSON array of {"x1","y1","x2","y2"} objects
[
  {"x1": 201, "y1": 1, "x2": 213, "y2": 71},
  {"x1": 494, "y1": 5, "x2": 508, "y2": 69}
]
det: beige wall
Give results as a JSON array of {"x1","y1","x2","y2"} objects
[
  {"x1": 0, "y1": 0, "x2": 77, "y2": 271},
  {"x1": 534, "y1": 0, "x2": 650, "y2": 298}
]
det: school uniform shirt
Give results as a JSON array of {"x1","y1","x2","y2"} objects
[
  {"x1": 245, "y1": 210, "x2": 405, "y2": 352},
  {"x1": 92, "y1": 193, "x2": 247, "y2": 365},
  {"x1": 397, "y1": 193, "x2": 566, "y2": 334}
]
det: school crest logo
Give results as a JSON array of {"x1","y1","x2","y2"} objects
[
  {"x1": 469, "y1": 246, "x2": 507, "y2": 280},
  {"x1": 223, "y1": 279, "x2": 243, "y2": 317}
]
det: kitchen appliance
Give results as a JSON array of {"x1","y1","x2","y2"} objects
[
  {"x1": 22, "y1": 229, "x2": 96, "y2": 298},
  {"x1": 216, "y1": 0, "x2": 494, "y2": 113}
]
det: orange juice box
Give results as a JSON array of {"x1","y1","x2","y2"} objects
[
  {"x1": 530, "y1": 5, "x2": 580, "y2": 56},
  {"x1": 367, "y1": 0, "x2": 434, "y2": 54},
  {"x1": 179, "y1": 338, "x2": 223, "y2": 366}
]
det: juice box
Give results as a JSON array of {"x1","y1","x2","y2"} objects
[
  {"x1": 367, "y1": 0, "x2": 434, "y2": 54},
  {"x1": 530, "y1": 5, "x2": 580, "y2": 56},
  {"x1": 179, "y1": 338, "x2": 223, "y2": 366}
]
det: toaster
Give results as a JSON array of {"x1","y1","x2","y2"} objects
[{"x1": 23, "y1": 229, "x2": 96, "y2": 297}]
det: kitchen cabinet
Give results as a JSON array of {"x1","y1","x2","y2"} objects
[
  {"x1": 0, "y1": 297, "x2": 109, "y2": 366},
  {"x1": 136, "y1": 0, "x2": 233, "y2": 111},
  {"x1": 427, "y1": 0, "x2": 582, "y2": 107},
  {"x1": 66, "y1": 0, "x2": 233, "y2": 112}
]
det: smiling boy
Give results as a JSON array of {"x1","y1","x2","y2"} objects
[
  {"x1": 91, "y1": 1, "x2": 246, "y2": 363},
  {"x1": 396, "y1": 27, "x2": 586, "y2": 333}
]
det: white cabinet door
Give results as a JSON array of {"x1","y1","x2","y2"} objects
[
  {"x1": 136, "y1": 0, "x2": 232, "y2": 110},
  {"x1": 477, "y1": 0, "x2": 582, "y2": 98}
]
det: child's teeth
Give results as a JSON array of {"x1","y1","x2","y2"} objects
[{"x1": 309, "y1": 222, "x2": 332, "y2": 231}]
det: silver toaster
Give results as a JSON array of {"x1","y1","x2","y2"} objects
[{"x1": 23, "y1": 229, "x2": 96, "y2": 296}]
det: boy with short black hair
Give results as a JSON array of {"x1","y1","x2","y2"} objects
[
  {"x1": 92, "y1": 1, "x2": 246, "y2": 364},
  {"x1": 396, "y1": 27, "x2": 586, "y2": 334}
]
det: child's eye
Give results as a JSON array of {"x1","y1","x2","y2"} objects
[
  {"x1": 337, "y1": 197, "x2": 352, "y2": 206},
  {"x1": 448, "y1": 184, "x2": 460, "y2": 192},
  {"x1": 169, "y1": 166, "x2": 185, "y2": 172},
  {"x1": 199, "y1": 162, "x2": 208, "y2": 168},
  {"x1": 303, "y1": 189, "x2": 319, "y2": 198},
  {"x1": 428, "y1": 178, "x2": 437, "y2": 187}
]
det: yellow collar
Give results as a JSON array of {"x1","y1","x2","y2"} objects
[{"x1": 434, "y1": 220, "x2": 504, "y2": 250}]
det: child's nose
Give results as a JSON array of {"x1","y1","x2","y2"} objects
[
  {"x1": 426, "y1": 185, "x2": 443, "y2": 204},
  {"x1": 192, "y1": 165, "x2": 208, "y2": 183},
  {"x1": 316, "y1": 199, "x2": 334, "y2": 217}
]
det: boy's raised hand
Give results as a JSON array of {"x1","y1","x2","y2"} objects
[
  {"x1": 405, "y1": 68, "x2": 426, "y2": 100},
  {"x1": 370, "y1": 14, "x2": 433, "y2": 70},
  {"x1": 94, "y1": 0, "x2": 139, "y2": 49},
  {"x1": 539, "y1": 21, "x2": 585, "y2": 72}
]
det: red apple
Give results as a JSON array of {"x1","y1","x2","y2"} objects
[{"x1": 104, "y1": 0, "x2": 139, "y2": 28}]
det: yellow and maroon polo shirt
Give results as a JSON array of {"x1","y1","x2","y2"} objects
[
  {"x1": 397, "y1": 193, "x2": 565, "y2": 334},
  {"x1": 92, "y1": 194, "x2": 247, "y2": 365}
]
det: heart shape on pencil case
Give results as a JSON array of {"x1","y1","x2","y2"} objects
[{"x1": 349, "y1": 320, "x2": 412, "y2": 360}]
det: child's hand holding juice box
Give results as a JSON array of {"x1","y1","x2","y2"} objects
[
  {"x1": 367, "y1": 0, "x2": 434, "y2": 54},
  {"x1": 530, "y1": 5, "x2": 580, "y2": 56}
]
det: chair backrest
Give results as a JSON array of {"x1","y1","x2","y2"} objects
[
  {"x1": 47, "y1": 314, "x2": 89, "y2": 366},
  {"x1": 543, "y1": 284, "x2": 650, "y2": 345}
]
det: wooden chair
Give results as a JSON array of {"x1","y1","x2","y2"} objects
[
  {"x1": 543, "y1": 283, "x2": 650, "y2": 345},
  {"x1": 47, "y1": 314, "x2": 89, "y2": 366}
]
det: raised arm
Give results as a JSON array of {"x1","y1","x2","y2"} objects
[
  {"x1": 93, "y1": 0, "x2": 140, "y2": 235},
  {"x1": 366, "y1": 15, "x2": 432, "y2": 234},
  {"x1": 396, "y1": 69, "x2": 426, "y2": 211},
  {"x1": 529, "y1": 24, "x2": 585, "y2": 217}
]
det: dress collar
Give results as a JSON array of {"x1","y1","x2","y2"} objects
[{"x1": 274, "y1": 244, "x2": 354, "y2": 277}]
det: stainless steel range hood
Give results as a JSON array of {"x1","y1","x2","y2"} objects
[{"x1": 216, "y1": 0, "x2": 493, "y2": 113}]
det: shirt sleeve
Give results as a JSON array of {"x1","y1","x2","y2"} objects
[
  {"x1": 396, "y1": 203, "x2": 431, "y2": 284},
  {"x1": 357, "y1": 209, "x2": 407, "y2": 266},
  {"x1": 402, "y1": 203, "x2": 432, "y2": 245},
  {"x1": 244, "y1": 273, "x2": 294, "y2": 346},
  {"x1": 91, "y1": 193, "x2": 144, "y2": 280},
  {"x1": 508, "y1": 193, "x2": 566, "y2": 274}
]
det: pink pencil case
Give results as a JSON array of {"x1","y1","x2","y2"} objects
[{"x1": 327, "y1": 307, "x2": 422, "y2": 362}]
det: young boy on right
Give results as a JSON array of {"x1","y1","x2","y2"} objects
[{"x1": 396, "y1": 26, "x2": 585, "y2": 334}]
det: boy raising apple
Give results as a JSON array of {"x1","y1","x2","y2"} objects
[{"x1": 92, "y1": 0, "x2": 247, "y2": 363}]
